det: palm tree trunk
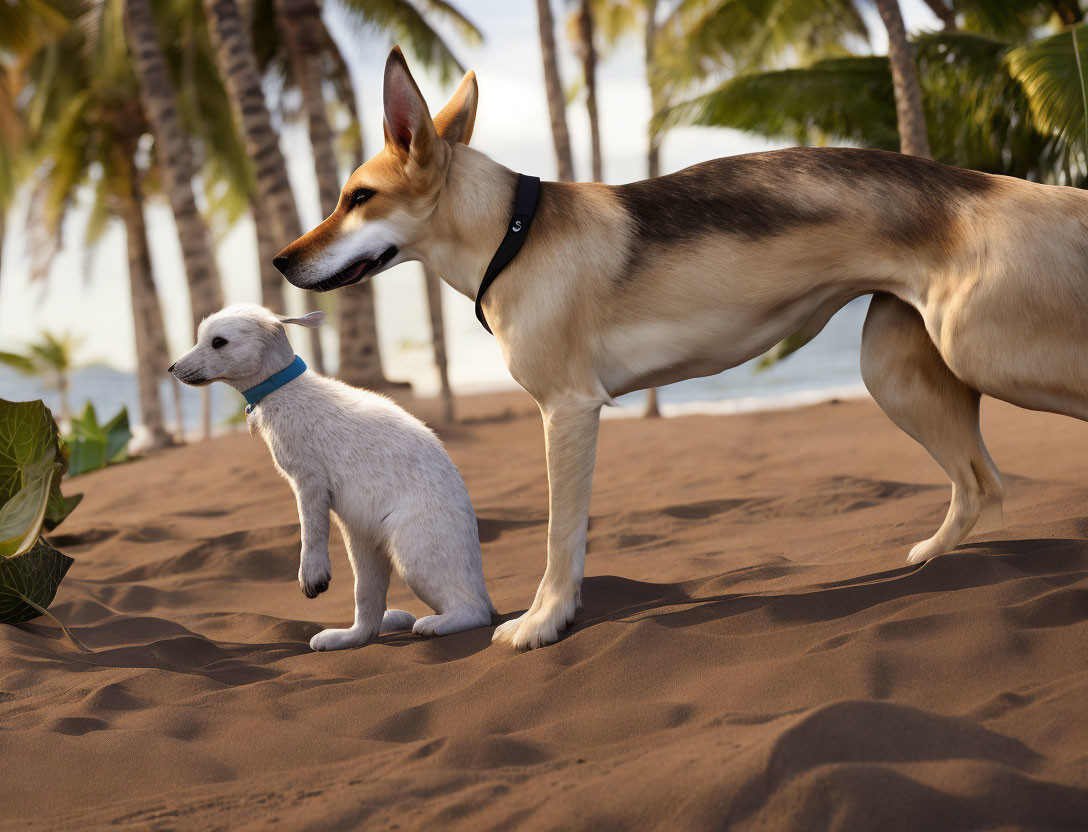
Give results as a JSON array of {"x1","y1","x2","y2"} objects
[
  {"x1": 119, "y1": 168, "x2": 174, "y2": 449},
  {"x1": 535, "y1": 0, "x2": 575, "y2": 181},
  {"x1": 57, "y1": 375, "x2": 71, "y2": 428},
  {"x1": 577, "y1": 0, "x2": 602, "y2": 182},
  {"x1": 423, "y1": 267, "x2": 454, "y2": 423},
  {"x1": 873, "y1": 0, "x2": 932, "y2": 159},
  {"x1": 643, "y1": 0, "x2": 662, "y2": 418},
  {"x1": 921, "y1": 0, "x2": 956, "y2": 29},
  {"x1": 203, "y1": 0, "x2": 325, "y2": 373},
  {"x1": 251, "y1": 195, "x2": 286, "y2": 312},
  {"x1": 171, "y1": 377, "x2": 185, "y2": 435},
  {"x1": 276, "y1": 0, "x2": 389, "y2": 389},
  {"x1": 124, "y1": 0, "x2": 225, "y2": 439},
  {"x1": 0, "y1": 210, "x2": 5, "y2": 319}
]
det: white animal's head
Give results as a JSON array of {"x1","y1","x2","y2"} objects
[
  {"x1": 169, "y1": 303, "x2": 324, "y2": 388},
  {"x1": 273, "y1": 46, "x2": 478, "y2": 291}
]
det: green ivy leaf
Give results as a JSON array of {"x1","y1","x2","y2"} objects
[
  {"x1": 66, "y1": 403, "x2": 131, "y2": 477},
  {"x1": 0, "y1": 538, "x2": 89, "y2": 651},
  {"x1": 0, "y1": 537, "x2": 72, "y2": 623},
  {"x1": 43, "y1": 490, "x2": 83, "y2": 531},
  {"x1": 0, "y1": 399, "x2": 57, "y2": 504},
  {"x1": 0, "y1": 459, "x2": 60, "y2": 557},
  {"x1": 0, "y1": 399, "x2": 82, "y2": 531}
]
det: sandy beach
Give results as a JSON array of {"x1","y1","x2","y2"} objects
[{"x1": 3, "y1": 391, "x2": 1088, "y2": 830}]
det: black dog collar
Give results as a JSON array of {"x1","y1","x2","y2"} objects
[{"x1": 474, "y1": 174, "x2": 541, "y2": 334}]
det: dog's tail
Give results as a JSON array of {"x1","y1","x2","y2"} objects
[{"x1": 380, "y1": 609, "x2": 416, "y2": 634}]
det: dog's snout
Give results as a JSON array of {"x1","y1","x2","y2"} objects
[{"x1": 273, "y1": 254, "x2": 292, "y2": 275}]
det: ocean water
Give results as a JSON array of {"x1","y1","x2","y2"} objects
[{"x1": 0, "y1": 296, "x2": 872, "y2": 433}]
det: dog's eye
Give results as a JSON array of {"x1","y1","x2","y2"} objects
[
  {"x1": 351, "y1": 188, "x2": 376, "y2": 207},
  {"x1": 211, "y1": 336, "x2": 228, "y2": 349}
]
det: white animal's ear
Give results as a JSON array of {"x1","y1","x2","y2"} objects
[
  {"x1": 279, "y1": 311, "x2": 326, "y2": 328},
  {"x1": 383, "y1": 46, "x2": 437, "y2": 162}
]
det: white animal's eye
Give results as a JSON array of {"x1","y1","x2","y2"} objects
[
  {"x1": 211, "y1": 336, "x2": 228, "y2": 349},
  {"x1": 351, "y1": 188, "x2": 375, "y2": 207}
]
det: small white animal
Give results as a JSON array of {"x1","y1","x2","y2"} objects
[{"x1": 169, "y1": 303, "x2": 493, "y2": 651}]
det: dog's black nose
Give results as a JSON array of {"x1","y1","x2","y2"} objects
[
  {"x1": 168, "y1": 362, "x2": 176, "y2": 373},
  {"x1": 273, "y1": 254, "x2": 292, "y2": 275}
]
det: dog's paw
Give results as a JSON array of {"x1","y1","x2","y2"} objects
[
  {"x1": 299, "y1": 567, "x2": 331, "y2": 599},
  {"x1": 492, "y1": 597, "x2": 576, "y2": 650},
  {"x1": 310, "y1": 627, "x2": 373, "y2": 651}
]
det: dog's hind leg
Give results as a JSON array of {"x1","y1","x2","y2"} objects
[
  {"x1": 380, "y1": 609, "x2": 416, "y2": 634},
  {"x1": 861, "y1": 294, "x2": 1004, "y2": 564},
  {"x1": 310, "y1": 528, "x2": 390, "y2": 651}
]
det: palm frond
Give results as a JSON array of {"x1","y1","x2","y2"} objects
[
  {"x1": 1007, "y1": 23, "x2": 1088, "y2": 147},
  {"x1": 0, "y1": 0, "x2": 70, "y2": 55},
  {"x1": 661, "y1": 55, "x2": 899, "y2": 149},
  {"x1": 654, "y1": 0, "x2": 869, "y2": 88},
  {"x1": 0, "y1": 351, "x2": 36, "y2": 375},
  {"x1": 666, "y1": 31, "x2": 1074, "y2": 182},
  {"x1": 413, "y1": 0, "x2": 483, "y2": 45},
  {"x1": 955, "y1": 0, "x2": 1057, "y2": 40},
  {"x1": 334, "y1": 0, "x2": 473, "y2": 83}
]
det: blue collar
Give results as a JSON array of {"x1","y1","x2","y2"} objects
[{"x1": 242, "y1": 355, "x2": 306, "y2": 415}]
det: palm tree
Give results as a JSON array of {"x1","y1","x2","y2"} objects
[
  {"x1": 643, "y1": 0, "x2": 664, "y2": 416},
  {"x1": 250, "y1": 0, "x2": 481, "y2": 389},
  {"x1": 114, "y1": 144, "x2": 175, "y2": 448},
  {"x1": 0, "y1": 331, "x2": 82, "y2": 424},
  {"x1": 123, "y1": 0, "x2": 226, "y2": 438},
  {"x1": 536, "y1": 0, "x2": 576, "y2": 180},
  {"x1": 874, "y1": 0, "x2": 931, "y2": 157},
  {"x1": 251, "y1": 195, "x2": 287, "y2": 311},
  {"x1": 423, "y1": 267, "x2": 454, "y2": 422},
  {"x1": 202, "y1": 0, "x2": 326, "y2": 373},
  {"x1": 18, "y1": 1, "x2": 175, "y2": 447},
  {"x1": 0, "y1": 75, "x2": 15, "y2": 312},
  {"x1": 569, "y1": 0, "x2": 604, "y2": 180},
  {"x1": 0, "y1": 2, "x2": 69, "y2": 321}
]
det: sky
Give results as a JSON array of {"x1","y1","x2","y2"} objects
[{"x1": 0, "y1": 0, "x2": 939, "y2": 396}]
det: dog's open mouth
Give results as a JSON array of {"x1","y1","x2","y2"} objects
[{"x1": 311, "y1": 246, "x2": 399, "y2": 292}]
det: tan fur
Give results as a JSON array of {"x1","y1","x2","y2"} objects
[{"x1": 275, "y1": 49, "x2": 1088, "y2": 649}]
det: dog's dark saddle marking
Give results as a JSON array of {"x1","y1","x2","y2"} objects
[
  {"x1": 475, "y1": 174, "x2": 541, "y2": 334},
  {"x1": 615, "y1": 147, "x2": 995, "y2": 257}
]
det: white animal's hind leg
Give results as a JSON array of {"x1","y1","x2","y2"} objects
[
  {"x1": 380, "y1": 609, "x2": 416, "y2": 633},
  {"x1": 383, "y1": 504, "x2": 493, "y2": 640},
  {"x1": 861, "y1": 294, "x2": 1004, "y2": 565},
  {"x1": 413, "y1": 608, "x2": 493, "y2": 637},
  {"x1": 310, "y1": 531, "x2": 389, "y2": 652}
]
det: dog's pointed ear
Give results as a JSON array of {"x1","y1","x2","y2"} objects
[
  {"x1": 383, "y1": 46, "x2": 436, "y2": 162},
  {"x1": 434, "y1": 69, "x2": 478, "y2": 146},
  {"x1": 279, "y1": 311, "x2": 325, "y2": 328}
]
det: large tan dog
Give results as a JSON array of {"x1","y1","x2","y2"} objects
[{"x1": 274, "y1": 47, "x2": 1088, "y2": 649}]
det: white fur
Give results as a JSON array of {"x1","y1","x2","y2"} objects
[{"x1": 170, "y1": 303, "x2": 493, "y2": 651}]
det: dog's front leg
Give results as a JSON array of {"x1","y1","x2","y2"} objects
[
  {"x1": 293, "y1": 475, "x2": 332, "y2": 599},
  {"x1": 493, "y1": 397, "x2": 602, "y2": 649}
]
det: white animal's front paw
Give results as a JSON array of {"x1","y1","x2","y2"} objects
[
  {"x1": 310, "y1": 626, "x2": 374, "y2": 651},
  {"x1": 298, "y1": 556, "x2": 331, "y2": 599},
  {"x1": 492, "y1": 595, "x2": 577, "y2": 650},
  {"x1": 907, "y1": 538, "x2": 945, "y2": 564}
]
